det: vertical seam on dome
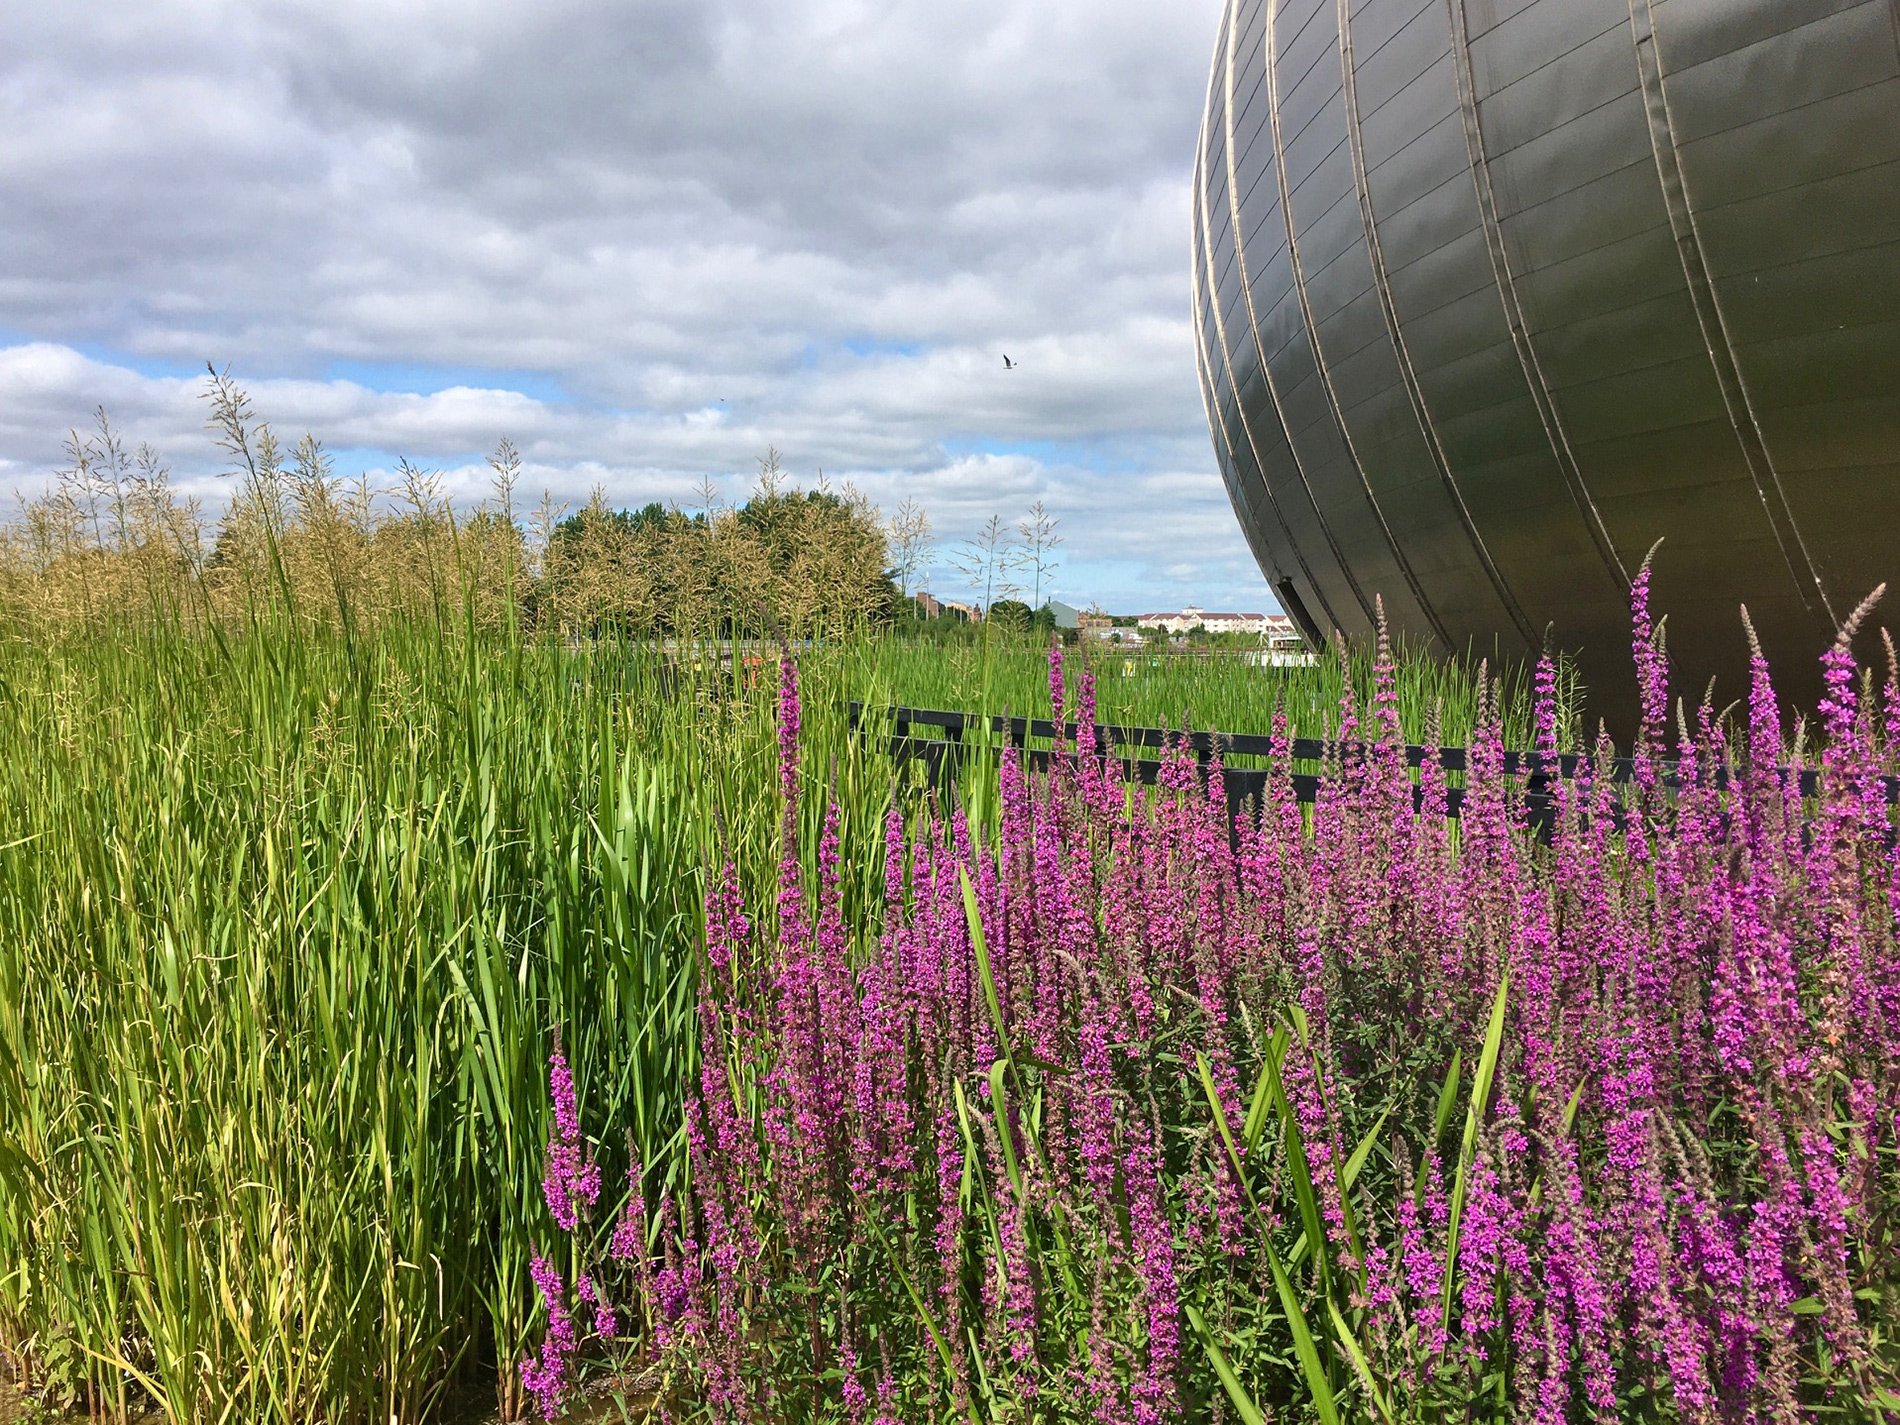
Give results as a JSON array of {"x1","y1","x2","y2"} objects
[
  {"x1": 1267, "y1": 0, "x2": 1453, "y2": 652},
  {"x1": 1193, "y1": 5, "x2": 1338, "y2": 634},
  {"x1": 1628, "y1": 0, "x2": 1837, "y2": 631},
  {"x1": 1444, "y1": 0, "x2": 1631, "y2": 595},
  {"x1": 1193, "y1": 151, "x2": 1286, "y2": 619},
  {"x1": 1195, "y1": 267, "x2": 1337, "y2": 637},
  {"x1": 1337, "y1": 0, "x2": 1539, "y2": 653},
  {"x1": 1217, "y1": 0, "x2": 1363, "y2": 635}
]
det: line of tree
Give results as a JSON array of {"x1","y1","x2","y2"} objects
[
  {"x1": 0, "y1": 371, "x2": 1080, "y2": 642},
  {"x1": 534, "y1": 450, "x2": 896, "y2": 637},
  {"x1": 0, "y1": 378, "x2": 901, "y2": 639}
]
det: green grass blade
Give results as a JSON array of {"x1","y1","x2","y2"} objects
[
  {"x1": 1433, "y1": 1049, "x2": 1463, "y2": 1146},
  {"x1": 961, "y1": 867, "x2": 1015, "y2": 1086},
  {"x1": 1327, "y1": 1298, "x2": 1397, "y2": 1425},
  {"x1": 1441, "y1": 971, "x2": 1510, "y2": 1337},
  {"x1": 1341, "y1": 1105, "x2": 1391, "y2": 1193},
  {"x1": 1240, "y1": 1027, "x2": 1286, "y2": 1154},
  {"x1": 1196, "y1": 1051, "x2": 1265, "y2": 1222},
  {"x1": 1184, "y1": 1303, "x2": 1269, "y2": 1425},
  {"x1": 1262, "y1": 1033, "x2": 1327, "y2": 1285},
  {"x1": 1265, "y1": 1236, "x2": 1340, "y2": 1425},
  {"x1": 860, "y1": 1201, "x2": 980, "y2": 1425}
]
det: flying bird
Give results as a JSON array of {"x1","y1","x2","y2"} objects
[{"x1": 1003, "y1": 355, "x2": 1018, "y2": 369}]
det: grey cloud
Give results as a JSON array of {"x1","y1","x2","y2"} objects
[{"x1": 0, "y1": 0, "x2": 1269, "y2": 612}]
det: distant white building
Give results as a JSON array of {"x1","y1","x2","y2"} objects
[
  {"x1": 1259, "y1": 613, "x2": 1303, "y2": 646},
  {"x1": 1135, "y1": 605, "x2": 1275, "y2": 636}
]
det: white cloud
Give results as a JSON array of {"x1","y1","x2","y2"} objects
[{"x1": 0, "y1": 0, "x2": 1275, "y2": 613}]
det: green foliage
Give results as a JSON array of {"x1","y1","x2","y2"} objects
[
  {"x1": 0, "y1": 372, "x2": 1604, "y2": 1424},
  {"x1": 839, "y1": 634, "x2": 1544, "y2": 750},
  {"x1": 986, "y1": 598, "x2": 1032, "y2": 632},
  {"x1": 0, "y1": 620, "x2": 901, "y2": 1422},
  {"x1": 0, "y1": 601, "x2": 1550, "y2": 1422},
  {"x1": 0, "y1": 393, "x2": 898, "y2": 645}
]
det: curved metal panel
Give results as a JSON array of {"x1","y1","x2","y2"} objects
[
  {"x1": 1447, "y1": 0, "x2": 1633, "y2": 600},
  {"x1": 1338, "y1": 0, "x2": 1539, "y2": 649},
  {"x1": 1656, "y1": 0, "x2": 1900, "y2": 632},
  {"x1": 1193, "y1": 0, "x2": 1900, "y2": 710},
  {"x1": 1198, "y1": 0, "x2": 1362, "y2": 641},
  {"x1": 1194, "y1": 3, "x2": 1306, "y2": 609},
  {"x1": 1197, "y1": 141, "x2": 1333, "y2": 631},
  {"x1": 1216, "y1": 0, "x2": 1385, "y2": 636},
  {"x1": 1266, "y1": 0, "x2": 1452, "y2": 649},
  {"x1": 1218, "y1": 0, "x2": 1366, "y2": 634},
  {"x1": 1629, "y1": 0, "x2": 1834, "y2": 631},
  {"x1": 1353, "y1": 1, "x2": 1628, "y2": 649}
]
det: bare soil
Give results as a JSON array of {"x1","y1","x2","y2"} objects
[{"x1": 0, "y1": 1379, "x2": 33, "y2": 1425}]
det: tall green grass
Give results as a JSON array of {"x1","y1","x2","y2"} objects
[
  {"x1": 0, "y1": 622, "x2": 897, "y2": 1422},
  {"x1": 0, "y1": 619, "x2": 1534, "y2": 1421},
  {"x1": 833, "y1": 633, "x2": 1549, "y2": 751}
]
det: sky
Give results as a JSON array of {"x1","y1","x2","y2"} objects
[{"x1": 0, "y1": 0, "x2": 1276, "y2": 615}]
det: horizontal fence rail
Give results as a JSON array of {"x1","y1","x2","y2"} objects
[{"x1": 846, "y1": 703, "x2": 1900, "y2": 837}]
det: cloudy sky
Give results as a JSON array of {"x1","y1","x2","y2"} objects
[{"x1": 0, "y1": 0, "x2": 1272, "y2": 614}]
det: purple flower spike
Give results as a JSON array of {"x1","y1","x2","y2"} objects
[{"x1": 541, "y1": 1047, "x2": 601, "y2": 1233}]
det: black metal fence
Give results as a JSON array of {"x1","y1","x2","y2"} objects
[{"x1": 847, "y1": 703, "x2": 1900, "y2": 837}]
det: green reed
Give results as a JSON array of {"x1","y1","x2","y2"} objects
[
  {"x1": 0, "y1": 618, "x2": 1525, "y2": 1422},
  {"x1": 828, "y1": 632, "x2": 1547, "y2": 752},
  {"x1": 0, "y1": 622, "x2": 811, "y2": 1421}
]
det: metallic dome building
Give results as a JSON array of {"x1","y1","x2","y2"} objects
[{"x1": 1192, "y1": 0, "x2": 1900, "y2": 707}]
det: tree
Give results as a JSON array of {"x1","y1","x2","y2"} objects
[
  {"x1": 0, "y1": 375, "x2": 918, "y2": 640},
  {"x1": 988, "y1": 598, "x2": 1032, "y2": 632},
  {"x1": 737, "y1": 484, "x2": 892, "y2": 632},
  {"x1": 754, "y1": 446, "x2": 788, "y2": 499},
  {"x1": 539, "y1": 488, "x2": 656, "y2": 635}
]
